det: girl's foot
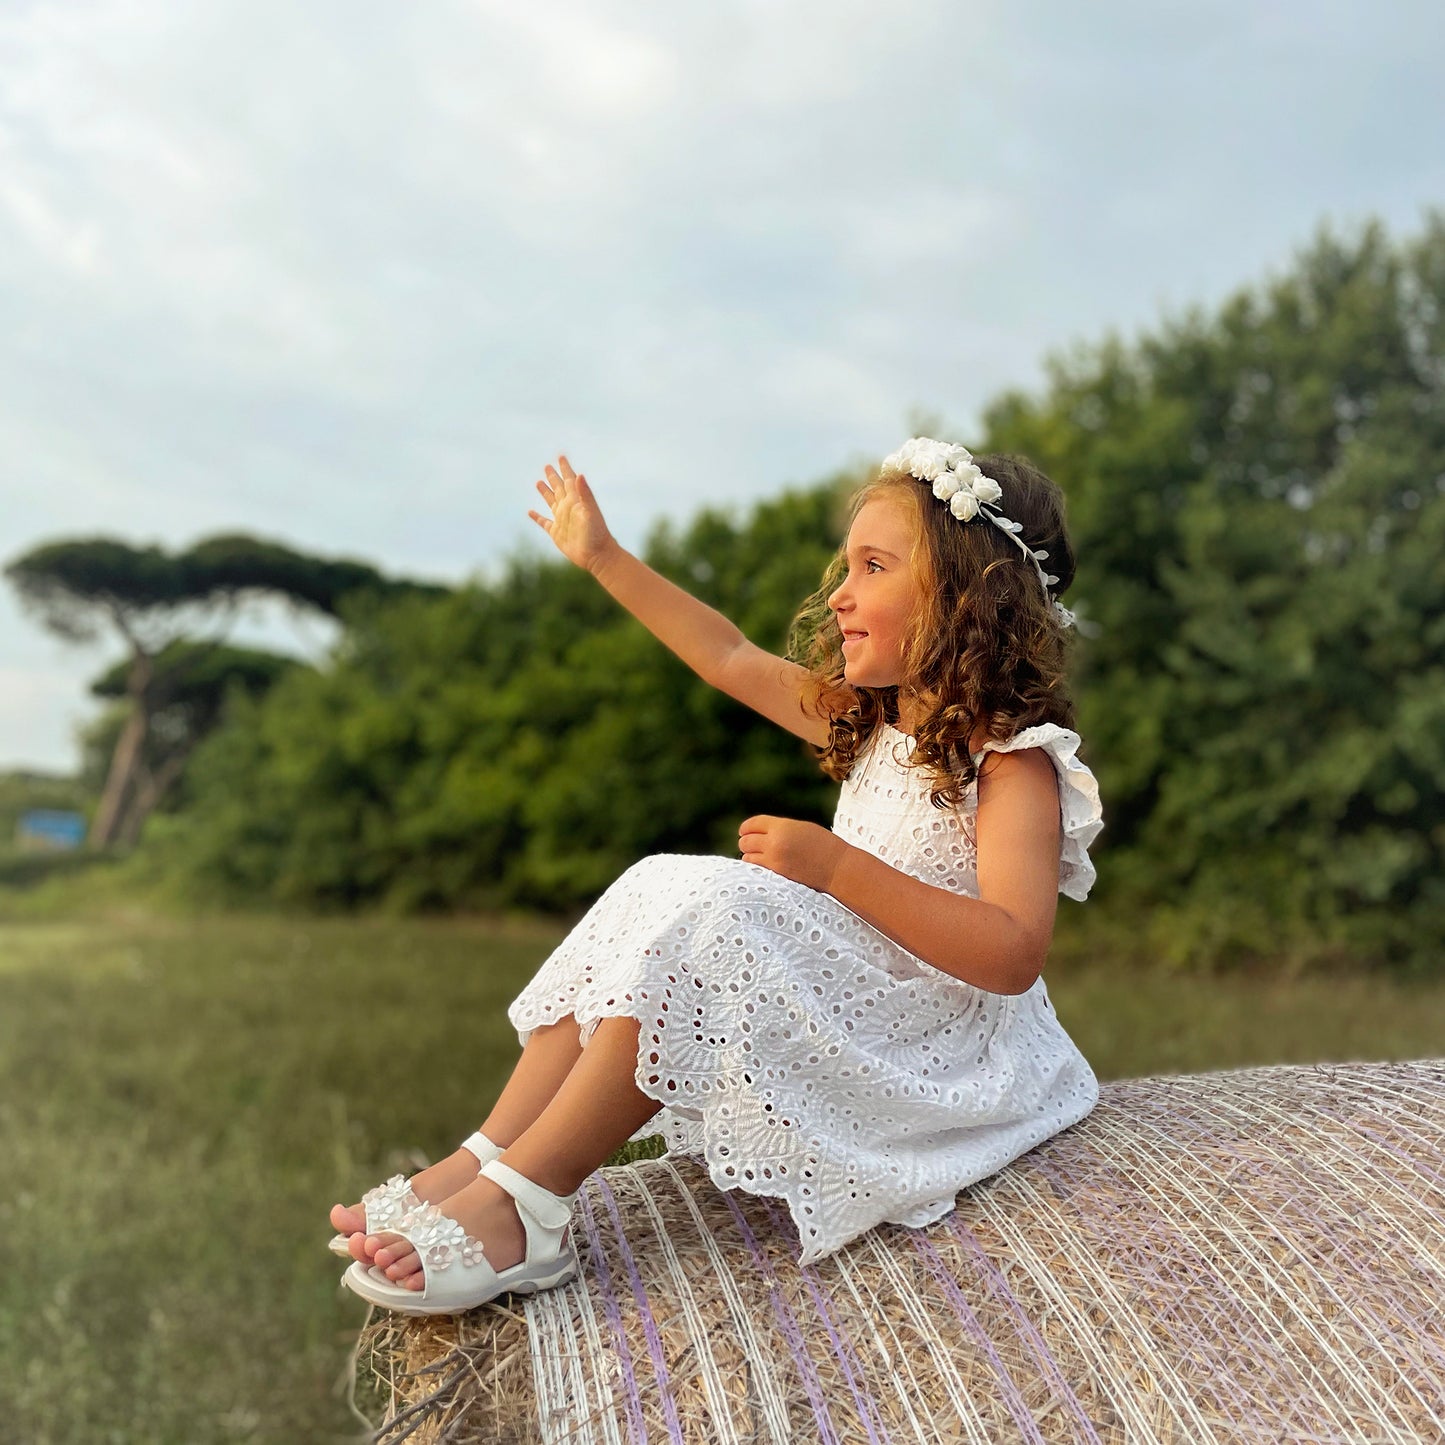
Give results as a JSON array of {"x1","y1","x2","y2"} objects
[
  {"x1": 328, "y1": 1147, "x2": 488, "y2": 1262},
  {"x1": 371, "y1": 1175, "x2": 528, "y2": 1290}
]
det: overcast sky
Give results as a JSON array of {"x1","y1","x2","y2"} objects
[{"x1": 2, "y1": 0, "x2": 1442, "y2": 772}]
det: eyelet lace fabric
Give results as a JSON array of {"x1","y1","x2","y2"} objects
[{"x1": 507, "y1": 722, "x2": 1105, "y2": 1265}]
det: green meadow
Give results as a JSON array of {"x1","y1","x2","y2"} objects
[{"x1": 3, "y1": 906, "x2": 1442, "y2": 1444}]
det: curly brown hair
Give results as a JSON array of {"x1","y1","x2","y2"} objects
[{"x1": 786, "y1": 451, "x2": 1079, "y2": 809}]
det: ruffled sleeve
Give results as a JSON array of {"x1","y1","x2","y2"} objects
[{"x1": 971, "y1": 724, "x2": 1104, "y2": 902}]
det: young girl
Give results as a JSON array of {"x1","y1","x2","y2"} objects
[{"x1": 332, "y1": 437, "x2": 1104, "y2": 1316}]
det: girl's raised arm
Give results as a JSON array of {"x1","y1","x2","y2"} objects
[{"x1": 530, "y1": 457, "x2": 830, "y2": 747}]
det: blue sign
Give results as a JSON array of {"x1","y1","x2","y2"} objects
[{"x1": 16, "y1": 809, "x2": 87, "y2": 850}]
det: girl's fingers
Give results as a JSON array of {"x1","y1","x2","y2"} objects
[{"x1": 536, "y1": 460, "x2": 583, "y2": 518}]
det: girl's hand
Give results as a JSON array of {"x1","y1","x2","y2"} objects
[
  {"x1": 528, "y1": 455, "x2": 618, "y2": 575},
  {"x1": 738, "y1": 815, "x2": 847, "y2": 894}
]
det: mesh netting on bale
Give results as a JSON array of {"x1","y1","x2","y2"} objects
[{"x1": 351, "y1": 1057, "x2": 1445, "y2": 1444}]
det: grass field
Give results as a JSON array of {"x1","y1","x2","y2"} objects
[{"x1": 3, "y1": 908, "x2": 1442, "y2": 1444}]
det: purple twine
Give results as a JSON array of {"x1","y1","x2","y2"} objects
[
  {"x1": 592, "y1": 1173, "x2": 687, "y2": 1445},
  {"x1": 575, "y1": 1185, "x2": 648, "y2": 1445},
  {"x1": 756, "y1": 1196, "x2": 893, "y2": 1445},
  {"x1": 718, "y1": 1188, "x2": 843, "y2": 1445},
  {"x1": 943, "y1": 1215, "x2": 1103, "y2": 1444}
]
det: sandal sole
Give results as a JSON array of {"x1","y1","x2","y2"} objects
[{"x1": 341, "y1": 1255, "x2": 579, "y2": 1315}]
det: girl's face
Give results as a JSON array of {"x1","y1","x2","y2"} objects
[{"x1": 827, "y1": 493, "x2": 925, "y2": 690}]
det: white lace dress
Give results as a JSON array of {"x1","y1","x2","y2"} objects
[{"x1": 507, "y1": 722, "x2": 1105, "y2": 1265}]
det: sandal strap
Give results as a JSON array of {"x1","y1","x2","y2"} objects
[
  {"x1": 480, "y1": 1159, "x2": 576, "y2": 1242},
  {"x1": 460, "y1": 1130, "x2": 503, "y2": 1164}
]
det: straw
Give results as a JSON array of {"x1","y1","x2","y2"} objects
[{"x1": 353, "y1": 1057, "x2": 1445, "y2": 1444}]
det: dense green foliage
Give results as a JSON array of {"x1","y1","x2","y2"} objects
[
  {"x1": 58, "y1": 213, "x2": 1445, "y2": 976},
  {"x1": 154, "y1": 481, "x2": 852, "y2": 915},
  {"x1": 981, "y1": 213, "x2": 1445, "y2": 973}
]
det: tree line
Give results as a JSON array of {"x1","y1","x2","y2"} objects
[{"x1": 7, "y1": 213, "x2": 1443, "y2": 976}]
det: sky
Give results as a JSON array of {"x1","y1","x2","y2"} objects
[{"x1": 1, "y1": 0, "x2": 1442, "y2": 773}]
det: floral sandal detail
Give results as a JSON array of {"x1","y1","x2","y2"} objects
[
  {"x1": 341, "y1": 1158, "x2": 579, "y2": 1316},
  {"x1": 327, "y1": 1129, "x2": 504, "y2": 1258}
]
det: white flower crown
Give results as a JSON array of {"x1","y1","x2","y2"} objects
[{"x1": 879, "y1": 437, "x2": 1077, "y2": 629}]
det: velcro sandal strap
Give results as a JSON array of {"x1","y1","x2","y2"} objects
[
  {"x1": 460, "y1": 1130, "x2": 502, "y2": 1163},
  {"x1": 480, "y1": 1159, "x2": 576, "y2": 1232}
]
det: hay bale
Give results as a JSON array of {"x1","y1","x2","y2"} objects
[{"x1": 353, "y1": 1057, "x2": 1445, "y2": 1443}]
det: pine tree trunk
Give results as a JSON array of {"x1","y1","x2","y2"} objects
[
  {"x1": 114, "y1": 746, "x2": 190, "y2": 847},
  {"x1": 88, "y1": 652, "x2": 155, "y2": 849}
]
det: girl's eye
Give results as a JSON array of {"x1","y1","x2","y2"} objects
[{"x1": 866, "y1": 559, "x2": 883, "y2": 573}]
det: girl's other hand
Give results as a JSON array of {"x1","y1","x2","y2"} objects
[
  {"x1": 528, "y1": 455, "x2": 618, "y2": 575},
  {"x1": 738, "y1": 815, "x2": 847, "y2": 894}
]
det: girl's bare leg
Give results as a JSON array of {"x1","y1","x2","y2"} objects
[
  {"x1": 476, "y1": 1015, "x2": 587, "y2": 1147},
  {"x1": 329, "y1": 1015, "x2": 585, "y2": 1247},
  {"x1": 501, "y1": 1013, "x2": 663, "y2": 1194},
  {"x1": 372, "y1": 1015, "x2": 663, "y2": 1286}
]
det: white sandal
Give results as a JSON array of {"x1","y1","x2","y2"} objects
[
  {"x1": 327, "y1": 1129, "x2": 504, "y2": 1258},
  {"x1": 340, "y1": 1158, "x2": 579, "y2": 1316}
]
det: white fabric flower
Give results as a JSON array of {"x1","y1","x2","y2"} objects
[
  {"x1": 884, "y1": 437, "x2": 970, "y2": 481},
  {"x1": 879, "y1": 440, "x2": 918, "y2": 478},
  {"x1": 932, "y1": 474, "x2": 962, "y2": 501},
  {"x1": 973, "y1": 475, "x2": 1003, "y2": 505},
  {"x1": 910, "y1": 441, "x2": 952, "y2": 481},
  {"x1": 949, "y1": 489, "x2": 981, "y2": 521}
]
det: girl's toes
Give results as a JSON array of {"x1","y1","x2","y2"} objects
[
  {"x1": 330, "y1": 1202, "x2": 365, "y2": 1235},
  {"x1": 365, "y1": 1233, "x2": 400, "y2": 1264},
  {"x1": 347, "y1": 1232, "x2": 370, "y2": 1264},
  {"x1": 385, "y1": 1247, "x2": 421, "y2": 1281}
]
